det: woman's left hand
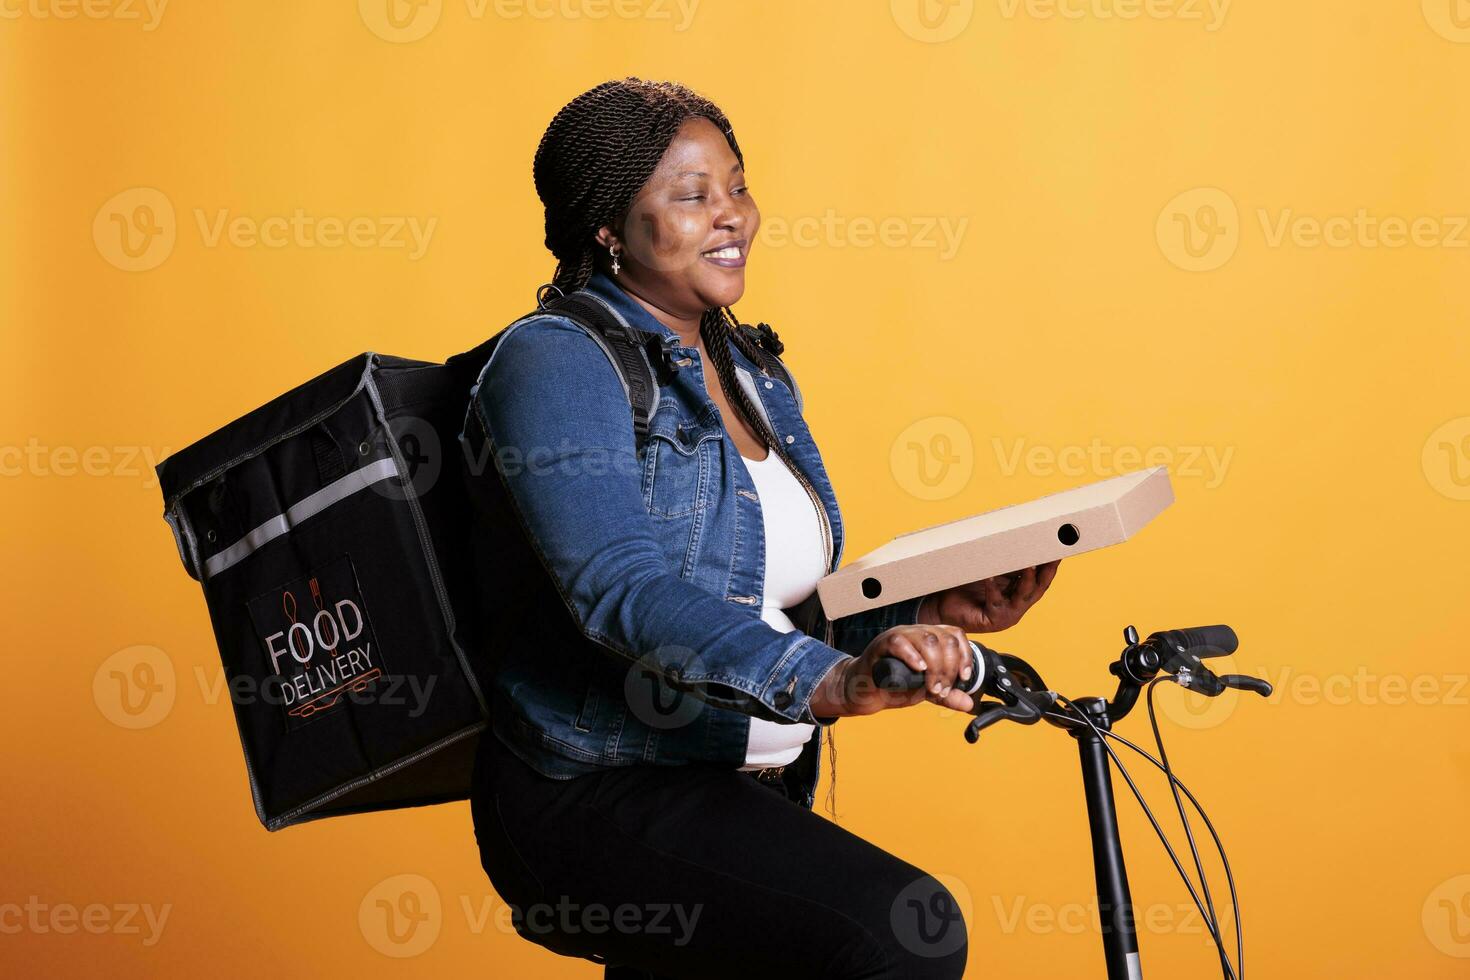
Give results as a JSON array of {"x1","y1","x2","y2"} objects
[{"x1": 916, "y1": 560, "x2": 1061, "y2": 633}]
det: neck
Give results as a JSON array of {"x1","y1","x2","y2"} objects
[{"x1": 611, "y1": 278, "x2": 705, "y2": 348}]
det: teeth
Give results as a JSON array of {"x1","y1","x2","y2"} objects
[{"x1": 704, "y1": 246, "x2": 741, "y2": 259}]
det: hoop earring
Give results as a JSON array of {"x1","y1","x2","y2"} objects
[{"x1": 609, "y1": 245, "x2": 622, "y2": 276}]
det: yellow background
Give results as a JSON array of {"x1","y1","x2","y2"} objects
[{"x1": 5, "y1": 0, "x2": 1469, "y2": 976}]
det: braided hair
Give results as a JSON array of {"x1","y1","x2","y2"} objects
[{"x1": 534, "y1": 78, "x2": 845, "y2": 813}]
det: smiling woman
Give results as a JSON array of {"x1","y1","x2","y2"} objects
[{"x1": 462, "y1": 77, "x2": 1052, "y2": 979}]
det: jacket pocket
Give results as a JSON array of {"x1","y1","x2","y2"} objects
[{"x1": 641, "y1": 412, "x2": 721, "y2": 518}]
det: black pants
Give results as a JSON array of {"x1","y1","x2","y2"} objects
[{"x1": 469, "y1": 730, "x2": 969, "y2": 979}]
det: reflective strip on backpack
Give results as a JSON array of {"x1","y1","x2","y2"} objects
[{"x1": 201, "y1": 457, "x2": 400, "y2": 580}]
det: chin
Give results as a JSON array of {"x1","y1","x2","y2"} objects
[{"x1": 694, "y1": 268, "x2": 747, "y2": 310}]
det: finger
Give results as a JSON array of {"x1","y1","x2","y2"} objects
[
  {"x1": 1036, "y1": 559, "x2": 1060, "y2": 593},
  {"x1": 982, "y1": 577, "x2": 1007, "y2": 610},
  {"x1": 924, "y1": 629, "x2": 966, "y2": 701},
  {"x1": 889, "y1": 634, "x2": 928, "y2": 675},
  {"x1": 1007, "y1": 566, "x2": 1033, "y2": 604},
  {"x1": 938, "y1": 687, "x2": 975, "y2": 713},
  {"x1": 916, "y1": 630, "x2": 950, "y2": 696}
]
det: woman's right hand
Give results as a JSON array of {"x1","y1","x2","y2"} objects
[{"x1": 808, "y1": 624, "x2": 976, "y2": 718}]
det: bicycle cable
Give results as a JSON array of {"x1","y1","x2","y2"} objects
[
  {"x1": 1051, "y1": 693, "x2": 1240, "y2": 980},
  {"x1": 1146, "y1": 677, "x2": 1243, "y2": 980},
  {"x1": 1099, "y1": 720, "x2": 1244, "y2": 980}
]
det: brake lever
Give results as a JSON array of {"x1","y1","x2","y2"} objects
[{"x1": 963, "y1": 688, "x2": 1054, "y2": 743}]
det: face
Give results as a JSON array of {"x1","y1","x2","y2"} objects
[{"x1": 596, "y1": 116, "x2": 760, "y2": 319}]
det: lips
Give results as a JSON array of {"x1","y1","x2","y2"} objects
[{"x1": 701, "y1": 239, "x2": 747, "y2": 268}]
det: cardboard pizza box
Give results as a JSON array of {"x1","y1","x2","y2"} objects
[{"x1": 817, "y1": 466, "x2": 1174, "y2": 619}]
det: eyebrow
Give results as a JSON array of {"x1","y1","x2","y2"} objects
[{"x1": 675, "y1": 163, "x2": 743, "y2": 178}]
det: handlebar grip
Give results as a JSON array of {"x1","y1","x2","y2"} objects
[
  {"x1": 873, "y1": 642, "x2": 985, "y2": 694},
  {"x1": 872, "y1": 657, "x2": 924, "y2": 691},
  {"x1": 1177, "y1": 625, "x2": 1238, "y2": 657}
]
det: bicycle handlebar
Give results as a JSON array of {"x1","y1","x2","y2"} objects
[{"x1": 870, "y1": 623, "x2": 1267, "y2": 737}]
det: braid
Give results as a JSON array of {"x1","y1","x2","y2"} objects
[{"x1": 534, "y1": 79, "x2": 841, "y2": 815}]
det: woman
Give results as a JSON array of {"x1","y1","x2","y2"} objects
[{"x1": 464, "y1": 78, "x2": 1059, "y2": 979}]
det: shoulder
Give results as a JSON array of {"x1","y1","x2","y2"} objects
[{"x1": 482, "y1": 311, "x2": 627, "y2": 392}]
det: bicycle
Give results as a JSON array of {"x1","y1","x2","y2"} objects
[{"x1": 876, "y1": 623, "x2": 1272, "y2": 980}]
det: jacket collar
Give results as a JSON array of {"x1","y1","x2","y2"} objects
[
  {"x1": 577, "y1": 270, "x2": 764, "y2": 375},
  {"x1": 579, "y1": 271, "x2": 682, "y2": 345}
]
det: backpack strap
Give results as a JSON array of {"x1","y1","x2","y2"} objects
[
  {"x1": 733, "y1": 320, "x2": 803, "y2": 414},
  {"x1": 445, "y1": 289, "x2": 672, "y2": 454},
  {"x1": 542, "y1": 292, "x2": 671, "y2": 451}
]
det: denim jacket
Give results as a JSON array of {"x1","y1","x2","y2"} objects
[{"x1": 460, "y1": 270, "x2": 925, "y2": 809}]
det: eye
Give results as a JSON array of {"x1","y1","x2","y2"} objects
[
  {"x1": 681, "y1": 195, "x2": 706, "y2": 202},
  {"x1": 733, "y1": 185, "x2": 748, "y2": 196}
]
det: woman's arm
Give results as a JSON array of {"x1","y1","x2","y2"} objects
[{"x1": 465, "y1": 314, "x2": 851, "y2": 727}]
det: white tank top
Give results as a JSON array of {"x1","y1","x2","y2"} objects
[{"x1": 736, "y1": 447, "x2": 828, "y2": 770}]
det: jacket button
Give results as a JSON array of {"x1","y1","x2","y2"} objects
[
  {"x1": 784, "y1": 435, "x2": 795, "y2": 444},
  {"x1": 764, "y1": 380, "x2": 774, "y2": 389}
]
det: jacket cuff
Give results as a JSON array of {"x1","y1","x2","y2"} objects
[{"x1": 763, "y1": 636, "x2": 851, "y2": 726}]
